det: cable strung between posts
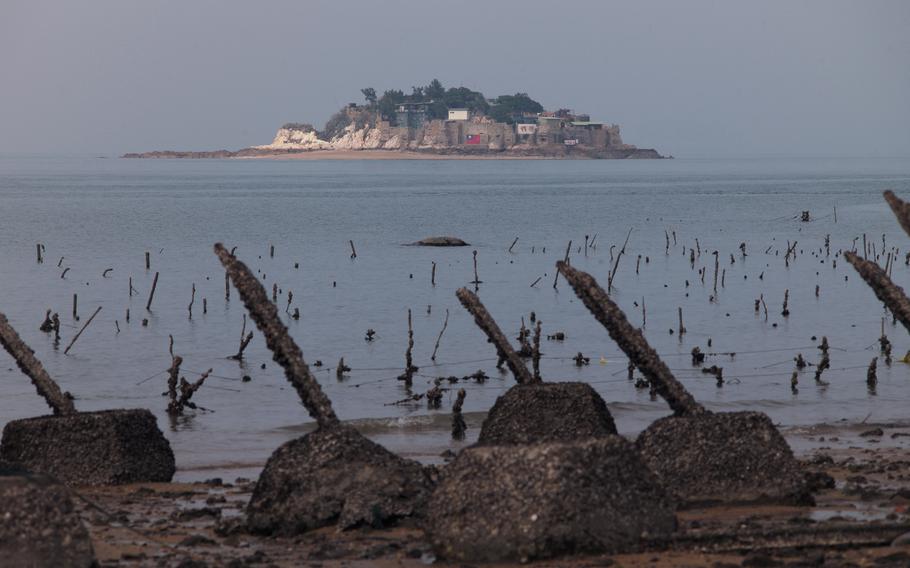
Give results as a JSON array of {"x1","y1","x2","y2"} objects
[{"x1": 215, "y1": 243, "x2": 339, "y2": 429}]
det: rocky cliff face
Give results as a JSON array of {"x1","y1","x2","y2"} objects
[
  {"x1": 124, "y1": 112, "x2": 664, "y2": 158},
  {"x1": 255, "y1": 127, "x2": 334, "y2": 151}
]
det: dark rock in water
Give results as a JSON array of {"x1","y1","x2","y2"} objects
[
  {"x1": 635, "y1": 411, "x2": 810, "y2": 506},
  {"x1": 476, "y1": 382, "x2": 617, "y2": 446},
  {"x1": 0, "y1": 473, "x2": 96, "y2": 567},
  {"x1": 411, "y1": 236, "x2": 469, "y2": 247},
  {"x1": 0, "y1": 409, "x2": 175, "y2": 485},
  {"x1": 426, "y1": 437, "x2": 676, "y2": 562},
  {"x1": 246, "y1": 425, "x2": 434, "y2": 535}
]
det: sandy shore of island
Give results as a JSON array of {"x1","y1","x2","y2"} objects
[{"x1": 241, "y1": 149, "x2": 550, "y2": 161}]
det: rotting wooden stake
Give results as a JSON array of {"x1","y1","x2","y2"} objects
[
  {"x1": 349, "y1": 240, "x2": 357, "y2": 259},
  {"x1": 214, "y1": 243, "x2": 339, "y2": 429},
  {"x1": 532, "y1": 320, "x2": 542, "y2": 381},
  {"x1": 229, "y1": 314, "x2": 254, "y2": 361},
  {"x1": 64, "y1": 306, "x2": 101, "y2": 355},
  {"x1": 553, "y1": 240, "x2": 572, "y2": 289},
  {"x1": 455, "y1": 288, "x2": 535, "y2": 385},
  {"x1": 678, "y1": 307, "x2": 686, "y2": 335},
  {"x1": 451, "y1": 388, "x2": 467, "y2": 440},
  {"x1": 607, "y1": 228, "x2": 632, "y2": 293},
  {"x1": 72, "y1": 293, "x2": 78, "y2": 320},
  {"x1": 431, "y1": 309, "x2": 449, "y2": 362},
  {"x1": 557, "y1": 261, "x2": 706, "y2": 417},
  {"x1": 225, "y1": 272, "x2": 230, "y2": 302},
  {"x1": 508, "y1": 237, "x2": 519, "y2": 253},
  {"x1": 36, "y1": 243, "x2": 43, "y2": 264},
  {"x1": 145, "y1": 251, "x2": 150, "y2": 270},
  {"x1": 397, "y1": 309, "x2": 418, "y2": 385},
  {"x1": 146, "y1": 272, "x2": 159, "y2": 311},
  {"x1": 431, "y1": 261, "x2": 436, "y2": 287},
  {"x1": 0, "y1": 312, "x2": 76, "y2": 415},
  {"x1": 188, "y1": 283, "x2": 196, "y2": 319}
]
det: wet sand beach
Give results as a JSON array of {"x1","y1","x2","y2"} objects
[{"x1": 76, "y1": 421, "x2": 910, "y2": 566}]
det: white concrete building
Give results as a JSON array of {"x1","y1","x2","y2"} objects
[{"x1": 447, "y1": 108, "x2": 469, "y2": 121}]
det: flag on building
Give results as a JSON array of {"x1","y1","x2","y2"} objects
[{"x1": 465, "y1": 134, "x2": 481, "y2": 145}]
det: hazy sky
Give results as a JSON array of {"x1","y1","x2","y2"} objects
[{"x1": 2, "y1": 0, "x2": 908, "y2": 157}]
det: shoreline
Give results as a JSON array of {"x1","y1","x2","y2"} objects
[
  {"x1": 122, "y1": 147, "x2": 666, "y2": 160},
  {"x1": 79, "y1": 418, "x2": 910, "y2": 566}
]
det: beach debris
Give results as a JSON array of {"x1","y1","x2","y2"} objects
[
  {"x1": 411, "y1": 236, "x2": 469, "y2": 247},
  {"x1": 425, "y1": 437, "x2": 675, "y2": 562},
  {"x1": 795, "y1": 353, "x2": 807, "y2": 369},
  {"x1": 0, "y1": 467, "x2": 97, "y2": 566},
  {"x1": 456, "y1": 288, "x2": 617, "y2": 446},
  {"x1": 558, "y1": 261, "x2": 812, "y2": 505},
  {"x1": 691, "y1": 346, "x2": 705, "y2": 365},
  {"x1": 214, "y1": 243, "x2": 433, "y2": 534},
  {"x1": 573, "y1": 352, "x2": 590, "y2": 366}
]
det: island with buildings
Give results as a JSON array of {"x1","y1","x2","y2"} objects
[{"x1": 124, "y1": 80, "x2": 664, "y2": 159}]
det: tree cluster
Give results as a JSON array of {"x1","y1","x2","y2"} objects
[{"x1": 358, "y1": 79, "x2": 543, "y2": 125}]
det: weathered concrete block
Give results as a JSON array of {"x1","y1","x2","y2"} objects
[
  {"x1": 477, "y1": 382, "x2": 617, "y2": 446},
  {"x1": 246, "y1": 425, "x2": 435, "y2": 535},
  {"x1": 0, "y1": 470, "x2": 96, "y2": 567},
  {"x1": 0, "y1": 409, "x2": 175, "y2": 485},
  {"x1": 635, "y1": 411, "x2": 811, "y2": 506},
  {"x1": 426, "y1": 436, "x2": 676, "y2": 562}
]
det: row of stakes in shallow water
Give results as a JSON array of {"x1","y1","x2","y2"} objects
[{"x1": 2, "y1": 192, "x2": 910, "y2": 563}]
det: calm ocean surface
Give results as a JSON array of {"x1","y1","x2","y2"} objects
[{"x1": 1, "y1": 155, "x2": 910, "y2": 480}]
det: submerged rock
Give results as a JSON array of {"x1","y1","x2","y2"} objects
[
  {"x1": 635, "y1": 411, "x2": 811, "y2": 506},
  {"x1": 426, "y1": 436, "x2": 676, "y2": 562},
  {"x1": 246, "y1": 425, "x2": 434, "y2": 535},
  {"x1": 476, "y1": 382, "x2": 617, "y2": 446},
  {"x1": 410, "y1": 236, "x2": 469, "y2": 247},
  {"x1": 0, "y1": 471, "x2": 96, "y2": 567},
  {"x1": 0, "y1": 409, "x2": 175, "y2": 485}
]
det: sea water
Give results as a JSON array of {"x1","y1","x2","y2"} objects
[{"x1": 1, "y1": 155, "x2": 909, "y2": 480}]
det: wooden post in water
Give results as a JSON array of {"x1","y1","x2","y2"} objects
[{"x1": 146, "y1": 272, "x2": 159, "y2": 311}]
